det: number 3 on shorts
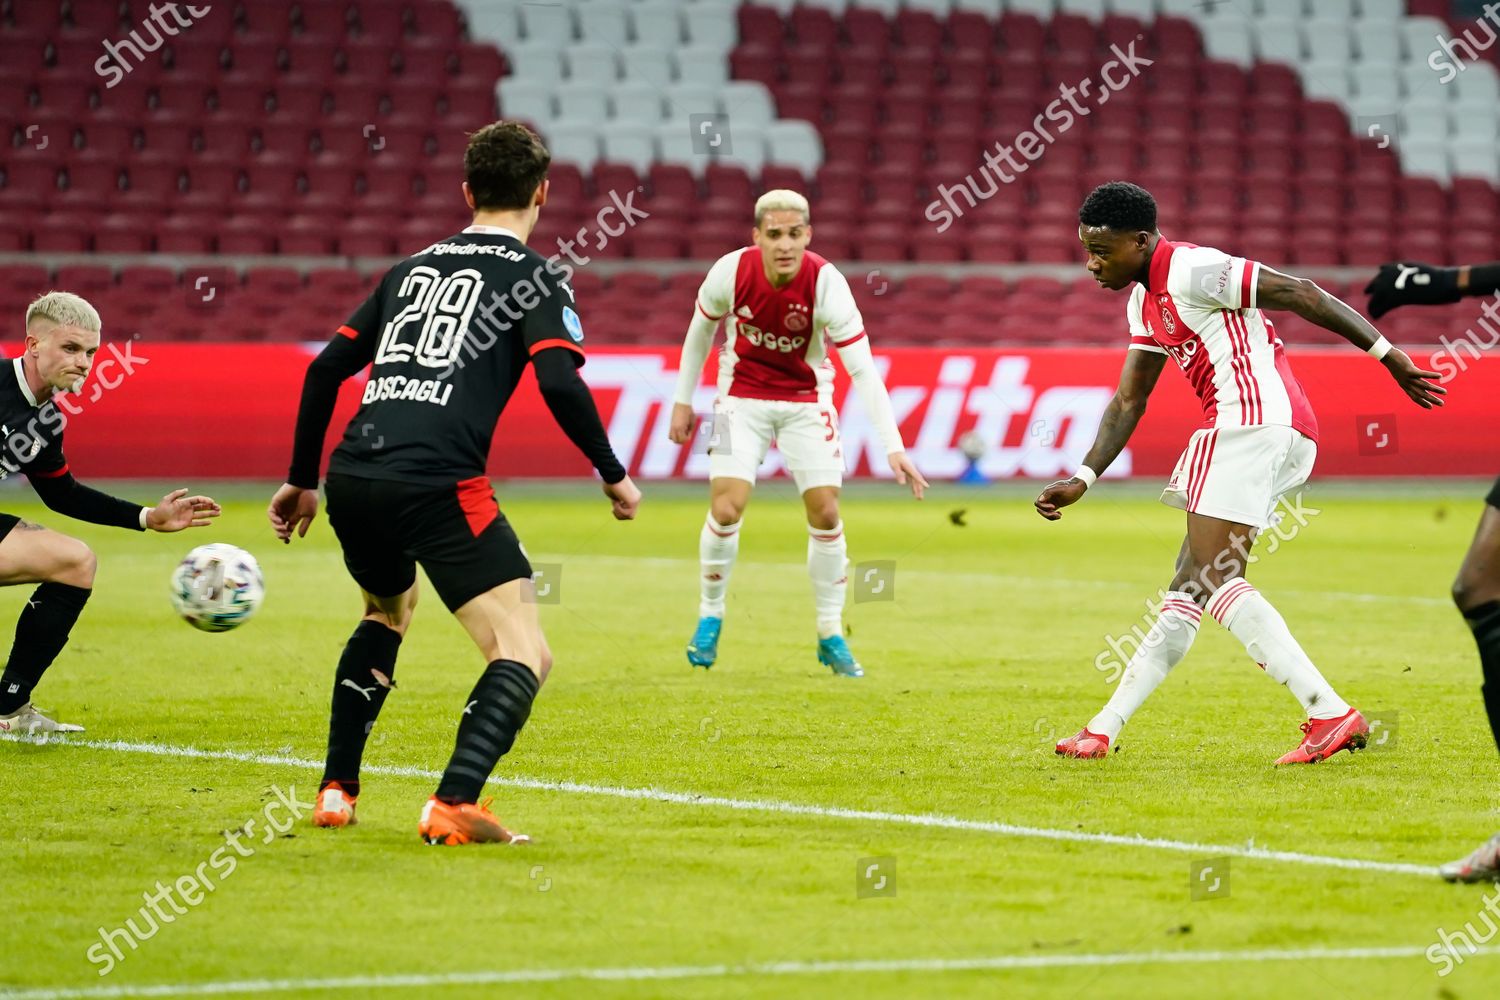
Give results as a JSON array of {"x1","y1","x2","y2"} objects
[{"x1": 818, "y1": 409, "x2": 836, "y2": 442}]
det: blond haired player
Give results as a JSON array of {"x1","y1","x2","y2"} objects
[
  {"x1": 667, "y1": 190, "x2": 927, "y2": 677},
  {"x1": 0, "y1": 292, "x2": 220, "y2": 734}
]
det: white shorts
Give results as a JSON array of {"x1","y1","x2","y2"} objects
[
  {"x1": 1161, "y1": 425, "x2": 1316, "y2": 529},
  {"x1": 707, "y1": 396, "x2": 845, "y2": 493}
]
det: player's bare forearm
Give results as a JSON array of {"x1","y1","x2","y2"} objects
[
  {"x1": 1079, "y1": 393, "x2": 1147, "y2": 475},
  {"x1": 1259, "y1": 265, "x2": 1447, "y2": 408},
  {"x1": 1257, "y1": 266, "x2": 1381, "y2": 351},
  {"x1": 1079, "y1": 348, "x2": 1166, "y2": 475}
]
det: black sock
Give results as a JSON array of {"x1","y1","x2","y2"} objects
[
  {"x1": 320, "y1": 620, "x2": 402, "y2": 798},
  {"x1": 1467, "y1": 263, "x2": 1500, "y2": 298},
  {"x1": 0, "y1": 582, "x2": 92, "y2": 715},
  {"x1": 435, "y1": 659, "x2": 540, "y2": 805},
  {"x1": 1464, "y1": 600, "x2": 1500, "y2": 756}
]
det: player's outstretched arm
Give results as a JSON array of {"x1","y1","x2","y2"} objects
[
  {"x1": 145, "y1": 488, "x2": 222, "y2": 531},
  {"x1": 833, "y1": 333, "x2": 927, "y2": 499},
  {"x1": 25, "y1": 465, "x2": 219, "y2": 532},
  {"x1": 1257, "y1": 265, "x2": 1447, "y2": 409},
  {"x1": 1035, "y1": 348, "x2": 1166, "y2": 521},
  {"x1": 1365, "y1": 261, "x2": 1500, "y2": 318}
]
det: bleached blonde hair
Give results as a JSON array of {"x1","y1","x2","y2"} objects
[
  {"x1": 754, "y1": 189, "x2": 810, "y2": 228},
  {"x1": 26, "y1": 291, "x2": 102, "y2": 335}
]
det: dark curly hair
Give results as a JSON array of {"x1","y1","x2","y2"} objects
[
  {"x1": 1078, "y1": 181, "x2": 1158, "y2": 233},
  {"x1": 464, "y1": 121, "x2": 551, "y2": 211}
]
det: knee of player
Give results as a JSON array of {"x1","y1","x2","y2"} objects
[
  {"x1": 710, "y1": 499, "x2": 744, "y2": 526},
  {"x1": 805, "y1": 499, "x2": 840, "y2": 530},
  {"x1": 1452, "y1": 572, "x2": 1497, "y2": 612},
  {"x1": 62, "y1": 541, "x2": 97, "y2": 587}
]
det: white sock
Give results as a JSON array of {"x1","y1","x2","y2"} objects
[
  {"x1": 698, "y1": 513, "x2": 740, "y2": 619},
  {"x1": 1088, "y1": 592, "x2": 1202, "y2": 741},
  {"x1": 807, "y1": 521, "x2": 847, "y2": 639},
  {"x1": 1207, "y1": 580, "x2": 1350, "y2": 720}
]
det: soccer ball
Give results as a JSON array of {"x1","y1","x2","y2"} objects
[{"x1": 169, "y1": 543, "x2": 265, "y2": 633}]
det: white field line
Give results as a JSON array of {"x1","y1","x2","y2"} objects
[
  {"x1": 2, "y1": 735, "x2": 1436, "y2": 878},
  {"x1": 560, "y1": 555, "x2": 1453, "y2": 607},
  {"x1": 1, "y1": 944, "x2": 1494, "y2": 998}
]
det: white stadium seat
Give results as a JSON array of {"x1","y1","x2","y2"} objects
[
  {"x1": 664, "y1": 82, "x2": 723, "y2": 120},
  {"x1": 1358, "y1": 0, "x2": 1404, "y2": 21},
  {"x1": 1399, "y1": 17, "x2": 1450, "y2": 65},
  {"x1": 564, "y1": 43, "x2": 621, "y2": 85},
  {"x1": 1297, "y1": 64, "x2": 1351, "y2": 104},
  {"x1": 1452, "y1": 108, "x2": 1499, "y2": 143},
  {"x1": 1254, "y1": 19, "x2": 1305, "y2": 64},
  {"x1": 1453, "y1": 62, "x2": 1500, "y2": 106},
  {"x1": 1105, "y1": 0, "x2": 1155, "y2": 17},
  {"x1": 1309, "y1": 0, "x2": 1355, "y2": 18},
  {"x1": 764, "y1": 119, "x2": 824, "y2": 175},
  {"x1": 556, "y1": 81, "x2": 611, "y2": 123},
  {"x1": 1398, "y1": 61, "x2": 1446, "y2": 103},
  {"x1": 620, "y1": 45, "x2": 676, "y2": 88},
  {"x1": 1198, "y1": 20, "x2": 1254, "y2": 66},
  {"x1": 720, "y1": 80, "x2": 778, "y2": 129},
  {"x1": 576, "y1": 2, "x2": 631, "y2": 47},
  {"x1": 1349, "y1": 63, "x2": 1400, "y2": 104},
  {"x1": 902, "y1": 0, "x2": 954, "y2": 15},
  {"x1": 682, "y1": 5, "x2": 738, "y2": 51},
  {"x1": 1257, "y1": 0, "x2": 1306, "y2": 18},
  {"x1": 1351, "y1": 21, "x2": 1401, "y2": 63},
  {"x1": 1005, "y1": 0, "x2": 1055, "y2": 20},
  {"x1": 520, "y1": 1, "x2": 575, "y2": 46},
  {"x1": 1399, "y1": 100, "x2": 1451, "y2": 142},
  {"x1": 505, "y1": 43, "x2": 566, "y2": 85},
  {"x1": 724, "y1": 125, "x2": 767, "y2": 175},
  {"x1": 1057, "y1": 0, "x2": 1107, "y2": 20},
  {"x1": 1450, "y1": 135, "x2": 1500, "y2": 182},
  {"x1": 654, "y1": 121, "x2": 707, "y2": 174},
  {"x1": 498, "y1": 78, "x2": 556, "y2": 125},
  {"x1": 798, "y1": 0, "x2": 850, "y2": 12},
  {"x1": 1398, "y1": 136, "x2": 1451, "y2": 182},
  {"x1": 631, "y1": 0, "x2": 684, "y2": 45},
  {"x1": 674, "y1": 46, "x2": 731, "y2": 86},
  {"x1": 1303, "y1": 20, "x2": 1353, "y2": 66},
  {"x1": 600, "y1": 122, "x2": 658, "y2": 173},
  {"x1": 951, "y1": 0, "x2": 1002, "y2": 16},
  {"x1": 610, "y1": 81, "x2": 667, "y2": 124},
  {"x1": 463, "y1": 1, "x2": 520, "y2": 44},
  {"x1": 543, "y1": 120, "x2": 602, "y2": 171}
]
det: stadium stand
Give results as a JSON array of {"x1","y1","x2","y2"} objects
[{"x1": 0, "y1": 0, "x2": 1496, "y2": 348}]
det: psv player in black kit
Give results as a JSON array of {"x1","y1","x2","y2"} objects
[
  {"x1": 268, "y1": 122, "x2": 639, "y2": 845},
  {"x1": 0, "y1": 292, "x2": 220, "y2": 735}
]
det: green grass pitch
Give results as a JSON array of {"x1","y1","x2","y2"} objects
[{"x1": 4, "y1": 479, "x2": 1500, "y2": 999}]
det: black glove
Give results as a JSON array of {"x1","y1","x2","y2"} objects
[{"x1": 1364, "y1": 261, "x2": 1461, "y2": 318}]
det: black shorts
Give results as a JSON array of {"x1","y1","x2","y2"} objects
[
  {"x1": 0, "y1": 514, "x2": 18, "y2": 542},
  {"x1": 1488, "y1": 476, "x2": 1500, "y2": 510},
  {"x1": 324, "y1": 474, "x2": 532, "y2": 612}
]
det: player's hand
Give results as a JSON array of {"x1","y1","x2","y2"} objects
[
  {"x1": 267, "y1": 483, "x2": 319, "y2": 543},
  {"x1": 888, "y1": 451, "x2": 928, "y2": 500},
  {"x1": 668, "y1": 403, "x2": 696, "y2": 445},
  {"x1": 146, "y1": 488, "x2": 221, "y2": 532},
  {"x1": 603, "y1": 475, "x2": 640, "y2": 521},
  {"x1": 1382, "y1": 347, "x2": 1447, "y2": 409},
  {"x1": 1034, "y1": 478, "x2": 1088, "y2": 521}
]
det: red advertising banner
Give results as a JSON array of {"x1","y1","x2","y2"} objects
[{"x1": 34, "y1": 344, "x2": 1499, "y2": 481}]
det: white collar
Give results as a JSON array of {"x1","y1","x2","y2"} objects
[
  {"x1": 463, "y1": 224, "x2": 522, "y2": 240},
  {"x1": 13, "y1": 358, "x2": 39, "y2": 408}
]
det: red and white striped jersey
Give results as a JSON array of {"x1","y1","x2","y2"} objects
[
  {"x1": 1127, "y1": 239, "x2": 1318, "y2": 442},
  {"x1": 695, "y1": 247, "x2": 866, "y2": 402}
]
